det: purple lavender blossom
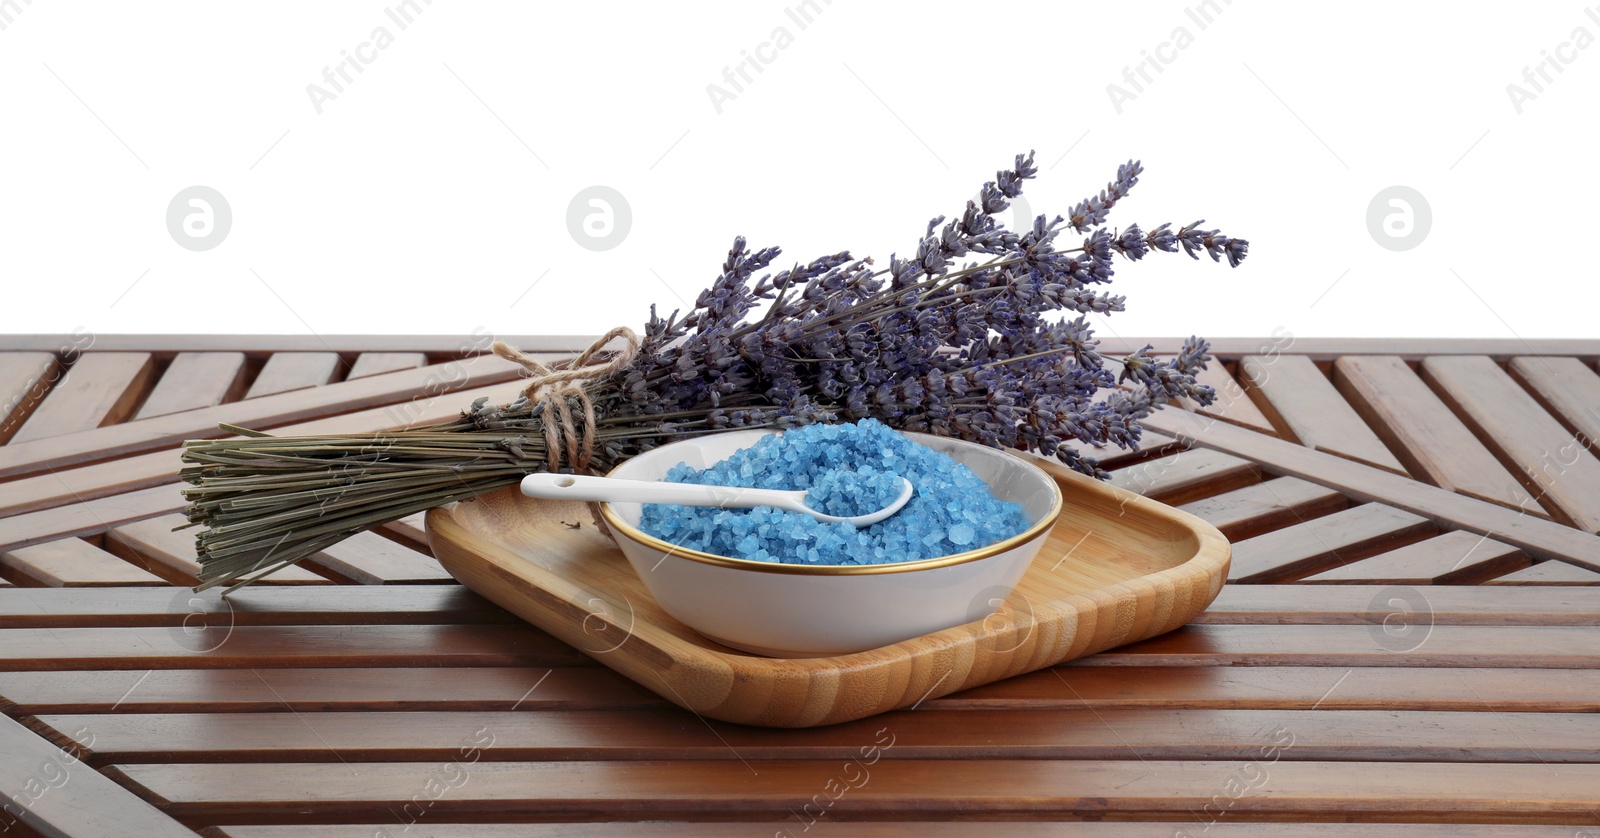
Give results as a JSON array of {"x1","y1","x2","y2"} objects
[{"x1": 607, "y1": 152, "x2": 1248, "y2": 478}]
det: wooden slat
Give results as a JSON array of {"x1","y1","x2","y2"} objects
[
  {"x1": 1055, "y1": 430, "x2": 1182, "y2": 471},
  {"x1": 105, "y1": 514, "x2": 331, "y2": 586},
  {"x1": 1, "y1": 582, "x2": 1588, "y2": 631},
  {"x1": 0, "y1": 624, "x2": 585, "y2": 671},
  {"x1": 0, "y1": 584, "x2": 511, "y2": 629},
  {"x1": 0, "y1": 483, "x2": 187, "y2": 556},
  {"x1": 0, "y1": 377, "x2": 526, "y2": 521},
  {"x1": 1178, "y1": 359, "x2": 1278, "y2": 434},
  {"x1": 0, "y1": 352, "x2": 59, "y2": 444},
  {"x1": 0, "y1": 352, "x2": 525, "y2": 480},
  {"x1": 0, "y1": 537, "x2": 167, "y2": 587},
  {"x1": 132, "y1": 352, "x2": 248, "y2": 419},
  {"x1": 1201, "y1": 585, "x2": 1600, "y2": 625},
  {"x1": 1300, "y1": 531, "x2": 1529, "y2": 584},
  {"x1": 1139, "y1": 408, "x2": 1600, "y2": 571},
  {"x1": 1107, "y1": 447, "x2": 1261, "y2": 504},
  {"x1": 0, "y1": 334, "x2": 590, "y2": 353},
  {"x1": 347, "y1": 351, "x2": 427, "y2": 379},
  {"x1": 376, "y1": 512, "x2": 431, "y2": 554},
  {"x1": 1227, "y1": 504, "x2": 1437, "y2": 583},
  {"x1": 1167, "y1": 337, "x2": 1598, "y2": 362},
  {"x1": 1239, "y1": 354, "x2": 1407, "y2": 473},
  {"x1": 42, "y1": 707, "x2": 1600, "y2": 765},
  {"x1": 1333, "y1": 355, "x2": 1541, "y2": 512},
  {"x1": 9, "y1": 352, "x2": 156, "y2": 444},
  {"x1": 0, "y1": 667, "x2": 655, "y2": 715},
  {"x1": 1176, "y1": 476, "x2": 1348, "y2": 541},
  {"x1": 302, "y1": 530, "x2": 453, "y2": 584},
  {"x1": 945, "y1": 665, "x2": 1600, "y2": 713},
  {"x1": 242, "y1": 352, "x2": 342, "y2": 399},
  {"x1": 6, "y1": 813, "x2": 47, "y2": 838},
  {"x1": 1508, "y1": 355, "x2": 1600, "y2": 449},
  {"x1": 0, "y1": 714, "x2": 195, "y2": 838},
  {"x1": 1096, "y1": 624, "x2": 1600, "y2": 668},
  {"x1": 203, "y1": 826, "x2": 1597, "y2": 838},
  {"x1": 7, "y1": 665, "x2": 1598, "y2": 717},
  {"x1": 5, "y1": 667, "x2": 1599, "y2": 722},
  {"x1": 1422, "y1": 355, "x2": 1600, "y2": 532},
  {"x1": 1486, "y1": 560, "x2": 1600, "y2": 585},
  {"x1": 5, "y1": 622, "x2": 1594, "y2": 672},
  {"x1": 107, "y1": 759, "x2": 1600, "y2": 823},
  {"x1": 0, "y1": 449, "x2": 181, "y2": 519}
]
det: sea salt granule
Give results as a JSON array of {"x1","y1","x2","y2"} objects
[{"x1": 637, "y1": 419, "x2": 1030, "y2": 565}]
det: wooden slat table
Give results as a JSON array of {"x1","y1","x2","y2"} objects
[{"x1": 1, "y1": 335, "x2": 1597, "y2": 836}]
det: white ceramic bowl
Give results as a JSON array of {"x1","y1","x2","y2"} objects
[{"x1": 599, "y1": 429, "x2": 1062, "y2": 657}]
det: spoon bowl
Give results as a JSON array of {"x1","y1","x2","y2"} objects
[{"x1": 520, "y1": 472, "x2": 915, "y2": 528}]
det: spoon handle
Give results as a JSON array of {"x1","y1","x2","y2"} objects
[{"x1": 520, "y1": 473, "x2": 804, "y2": 511}]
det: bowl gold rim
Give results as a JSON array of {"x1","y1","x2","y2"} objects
[{"x1": 597, "y1": 430, "x2": 1065, "y2": 576}]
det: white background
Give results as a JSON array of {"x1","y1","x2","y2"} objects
[{"x1": 1, "y1": 0, "x2": 1595, "y2": 341}]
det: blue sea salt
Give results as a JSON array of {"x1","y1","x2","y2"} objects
[
  {"x1": 805, "y1": 466, "x2": 904, "y2": 518},
  {"x1": 637, "y1": 419, "x2": 1031, "y2": 565}
]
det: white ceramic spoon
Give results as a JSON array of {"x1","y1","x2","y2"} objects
[{"x1": 520, "y1": 473, "x2": 914, "y2": 528}]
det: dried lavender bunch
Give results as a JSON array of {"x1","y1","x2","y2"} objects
[{"x1": 181, "y1": 152, "x2": 1245, "y2": 591}]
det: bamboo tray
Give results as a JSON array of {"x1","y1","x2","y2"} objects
[{"x1": 426, "y1": 457, "x2": 1230, "y2": 727}]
